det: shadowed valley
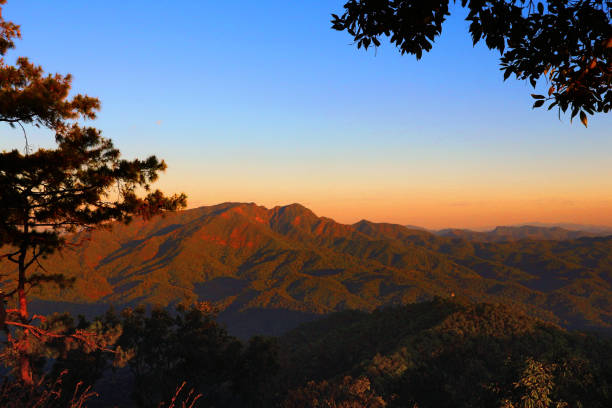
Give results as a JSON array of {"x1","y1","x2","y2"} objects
[{"x1": 5, "y1": 202, "x2": 610, "y2": 338}]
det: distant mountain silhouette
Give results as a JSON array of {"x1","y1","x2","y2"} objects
[
  {"x1": 436, "y1": 225, "x2": 606, "y2": 242},
  {"x1": 2, "y1": 202, "x2": 611, "y2": 337},
  {"x1": 513, "y1": 222, "x2": 612, "y2": 235}
]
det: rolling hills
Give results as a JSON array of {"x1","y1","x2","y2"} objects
[
  {"x1": 278, "y1": 298, "x2": 612, "y2": 407},
  {"x1": 435, "y1": 225, "x2": 604, "y2": 242},
  {"x1": 2, "y1": 202, "x2": 612, "y2": 337}
]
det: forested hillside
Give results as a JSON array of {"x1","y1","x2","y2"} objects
[
  {"x1": 1, "y1": 202, "x2": 609, "y2": 337},
  {"x1": 21, "y1": 298, "x2": 611, "y2": 407},
  {"x1": 277, "y1": 298, "x2": 612, "y2": 408},
  {"x1": 436, "y1": 225, "x2": 604, "y2": 241}
]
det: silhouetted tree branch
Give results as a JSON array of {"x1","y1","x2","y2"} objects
[{"x1": 331, "y1": 0, "x2": 611, "y2": 126}]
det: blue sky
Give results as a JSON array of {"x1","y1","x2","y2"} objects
[{"x1": 3, "y1": 1, "x2": 611, "y2": 228}]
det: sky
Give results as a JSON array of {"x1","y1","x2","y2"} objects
[{"x1": 2, "y1": 1, "x2": 612, "y2": 230}]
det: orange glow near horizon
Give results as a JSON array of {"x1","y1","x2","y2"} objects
[
  {"x1": 8, "y1": 0, "x2": 612, "y2": 233},
  {"x1": 179, "y1": 191, "x2": 612, "y2": 230},
  {"x1": 154, "y1": 141, "x2": 612, "y2": 231}
]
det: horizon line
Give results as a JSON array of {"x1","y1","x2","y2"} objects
[{"x1": 179, "y1": 201, "x2": 612, "y2": 232}]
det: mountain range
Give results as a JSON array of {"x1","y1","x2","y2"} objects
[
  {"x1": 435, "y1": 225, "x2": 607, "y2": 242},
  {"x1": 2, "y1": 202, "x2": 611, "y2": 338}
]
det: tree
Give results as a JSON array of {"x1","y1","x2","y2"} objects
[
  {"x1": 0, "y1": 1, "x2": 99, "y2": 141},
  {"x1": 113, "y1": 303, "x2": 278, "y2": 407},
  {"x1": 0, "y1": 0, "x2": 186, "y2": 384},
  {"x1": 282, "y1": 376, "x2": 387, "y2": 408},
  {"x1": 331, "y1": 0, "x2": 611, "y2": 127},
  {"x1": 500, "y1": 358, "x2": 568, "y2": 408}
]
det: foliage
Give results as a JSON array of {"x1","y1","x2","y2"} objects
[
  {"x1": 0, "y1": 0, "x2": 98, "y2": 138},
  {"x1": 0, "y1": 126, "x2": 186, "y2": 263},
  {"x1": 1, "y1": 298, "x2": 609, "y2": 407},
  {"x1": 281, "y1": 376, "x2": 387, "y2": 408},
  {"x1": 0, "y1": 370, "x2": 97, "y2": 408},
  {"x1": 107, "y1": 303, "x2": 279, "y2": 407},
  {"x1": 331, "y1": 0, "x2": 612, "y2": 126},
  {"x1": 500, "y1": 358, "x2": 567, "y2": 408},
  {"x1": 0, "y1": 0, "x2": 186, "y2": 384},
  {"x1": 14, "y1": 202, "x2": 612, "y2": 338},
  {"x1": 278, "y1": 298, "x2": 612, "y2": 408},
  {"x1": 44, "y1": 313, "x2": 131, "y2": 406}
]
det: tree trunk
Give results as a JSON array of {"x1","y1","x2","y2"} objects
[
  {"x1": 17, "y1": 245, "x2": 33, "y2": 385},
  {"x1": 19, "y1": 354, "x2": 33, "y2": 385}
]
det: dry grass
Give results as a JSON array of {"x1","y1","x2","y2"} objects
[
  {"x1": 0, "y1": 370, "x2": 97, "y2": 408},
  {"x1": 158, "y1": 381, "x2": 202, "y2": 408}
]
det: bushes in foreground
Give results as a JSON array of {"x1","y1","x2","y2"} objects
[{"x1": 2, "y1": 298, "x2": 612, "y2": 407}]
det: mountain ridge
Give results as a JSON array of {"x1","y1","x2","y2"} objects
[
  {"x1": 2, "y1": 202, "x2": 611, "y2": 337},
  {"x1": 436, "y1": 224, "x2": 607, "y2": 242}
]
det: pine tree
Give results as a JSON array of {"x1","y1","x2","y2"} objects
[{"x1": 0, "y1": 0, "x2": 186, "y2": 384}]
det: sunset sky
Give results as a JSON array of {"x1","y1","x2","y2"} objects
[{"x1": 3, "y1": 1, "x2": 612, "y2": 229}]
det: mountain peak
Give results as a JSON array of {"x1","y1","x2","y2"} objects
[
  {"x1": 12, "y1": 201, "x2": 612, "y2": 339},
  {"x1": 272, "y1": 203, "x2": 315, "y2": 215}
]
